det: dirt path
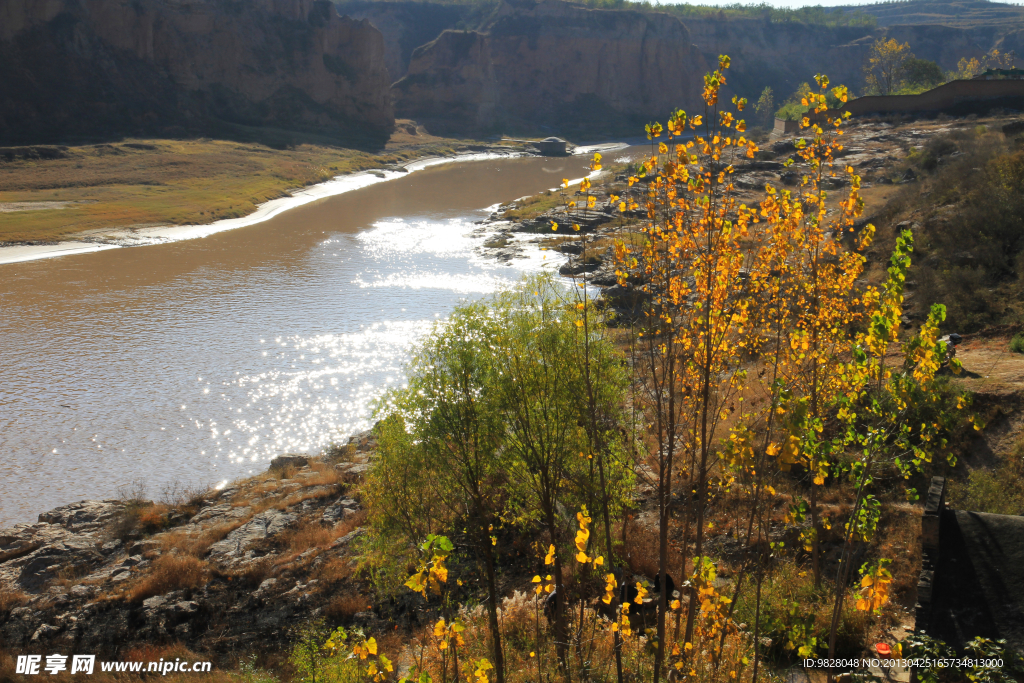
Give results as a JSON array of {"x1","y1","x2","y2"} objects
[{"x1": 953, "y1": 337, "x2": 1024, "y2": 461}]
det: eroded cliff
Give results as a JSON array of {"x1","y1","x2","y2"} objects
[
  {"x1": 0, "y1": 0, "x2": 395, "y2": 144},
  {"x1": 353, "y1": 0, "x2": 1021, "y2": 137},
  {"x1": 392, "y1": 0, "x2": 709, "y2": 136},
  {"x1": 682, "y1": 18, "x2": 1004, "y2": 102}
]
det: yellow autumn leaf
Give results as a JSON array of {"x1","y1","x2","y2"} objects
[{"x1": 575, "y1": 526, "x2": 589, "y2": 551}]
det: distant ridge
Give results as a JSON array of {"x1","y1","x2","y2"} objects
[{"x1": 838, "y1": 0, "x2": 1024, "y2": 28}]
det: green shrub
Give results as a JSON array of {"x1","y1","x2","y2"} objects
[
  {"x1": 948, "y1": 436, "x2": 1024, "y2": 515},
  {"x1": 1010, "y1": 333, "x2": 1024, "y2": 354},
  {"x1": 733, "y1": 562, "x2": 869, "y2": 662}
]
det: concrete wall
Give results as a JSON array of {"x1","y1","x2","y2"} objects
[
  {"x1": 842, "y1": 79, "x2": 1024, "y2": 116},
  {"x1": 916, "y1": 476, "x2": 946, "y2": 631},
  {"x1": 766, "y1": 81, "x2": 1024, "y2": 136},
  {"x1": 773, "y1": 118, "x2": 800, "y2": 135}
]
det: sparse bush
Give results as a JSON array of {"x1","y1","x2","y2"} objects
[
  {"x1": 734, "y1": 562, "x2": 869, "y2": 662},
  {"x1": 138, "y1": 503, "x2": 171, "y2": 532},
  {"x1": 289, "y1": 620, "x2": 364, "y2": 683},
  {"x1": 159, "y1": 481, "x2": 212, "y2": 513}
]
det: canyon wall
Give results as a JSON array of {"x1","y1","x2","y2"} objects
[
  {"x1": 683, "y1": 18, "x2": 1003, "y2": 101},
  {"x1": 0, "y1": 0, "x2": 394, "y2": 144},
  {"x1": 349, "y1": 0, "x2": 1020, "y2": 137},
  {"x1": 392, "y1": 0, "x2": 709, "y2": 135},
  {"x1": 335, "y1": 0, "x2": 485, "y2": 82}
]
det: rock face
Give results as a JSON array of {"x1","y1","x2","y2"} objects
[
  {"x1": 348, "y1": 0, "x2": 1022, "y2": 137},
  {"x1": 392, "y1": 0, "x2": 709, "y2": 135},
  {"x1": 0, "y1": 0, "x2": 395, "y2": 144},
  {"x1": 335, "y1": 0, "x2": 480, "y2": 82}
]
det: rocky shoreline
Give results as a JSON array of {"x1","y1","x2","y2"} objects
[
  {"x1": 0, "y1": 432, "x2": 380, "y2": 661},
  {"x1": 472, "y1": 117, "x2": 1009, "y2": 323}
]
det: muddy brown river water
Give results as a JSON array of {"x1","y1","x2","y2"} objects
[{"x1": 0, "y1": 152, "x2": 614, "y2": 527}]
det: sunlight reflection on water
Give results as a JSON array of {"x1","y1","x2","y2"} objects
[
  {"x1": 0, "y1": 151, "x2": 600, "y2": 527},
  {"x1": 204, "y1": 217, "x2": 557, "y2": 476}
]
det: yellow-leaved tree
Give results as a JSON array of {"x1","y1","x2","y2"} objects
[{"x1": 864, "y1": 37, "x2": 914, "y2": 95}]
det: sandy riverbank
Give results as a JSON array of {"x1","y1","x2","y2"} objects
[{"x1": 0, "y1": 142, "x2": 628, "y2": 266}]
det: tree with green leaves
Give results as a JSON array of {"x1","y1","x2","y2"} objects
[
  {"x1": 371, "y1": 303, "x2": 509, "y2": 683},
  {"x1": 494, "y1": 275, "x2": 613, "y2": 676},
  {"x1": 754, "y1": 86, "x2": 775, "y2": 127}
]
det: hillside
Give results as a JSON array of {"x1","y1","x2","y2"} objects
[
  {"x1": 0, "y1": 0, "x2": 396, "y2": 146},
  {"x1": 841, "y1": 0, "x2": 1024, "y2": 28}
]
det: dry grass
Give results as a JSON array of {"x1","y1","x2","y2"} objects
[
  {"x1": 282, "y1": 521, "x2": 340, "y2": 554},
  {"x1": 128, "y1": 554, "x2": 210, "y2": 602},
  {"x1": 316, "y1": 558, "x2": 355, "y2": 585},
  {"x1": 323, "y1": 592, "x2": 372, "y2": 621},
  {"x1": 306, "y1": 462, "x2": 345, "y2": 486},
  {"x1": 273, "y1": 485, "x2": 344, "y2": 511},
  {"x1": 0, "y1": 649, "x2": 17, "y2": 683},
  {"x1": 138, "y1": 503, "x2": 171, "y2": 532},
  {"x1": 0, "y1": 588, "x2": 28, "y2": 614},
  {"x1": 0, "y1": 125, "x2": 497, "y2": 243},
  {"x1": 276, "y1": 510, "x2": 367, "y2": 563},
  {"x1": 501, "y1": 189, "x2": 564, "y2": 222},
  {"x1": 157, "y1": 517, "x2": 246, "y2": 558},
  {"x1": 267, "y1": 465, "x2": 298, "y2": 481},
  {"x1": 875, "y1": 504, "x2": 923, "y2": 603}
]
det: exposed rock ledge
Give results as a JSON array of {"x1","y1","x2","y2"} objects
[{"x1": 0, "y1": 431, "x2": 380, "y2": 660}]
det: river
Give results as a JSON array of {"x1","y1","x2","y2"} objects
[{"x1": 0, "y1": 151, "x2": 621, "y2": 528}]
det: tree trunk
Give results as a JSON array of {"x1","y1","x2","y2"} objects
[{"x1": 483, "y1": 537, "x2": 506, "y2": 683}]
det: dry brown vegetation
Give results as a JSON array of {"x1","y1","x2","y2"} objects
[
  {"x1": 0, "y1": 588, "x2": 27, "y2": 614},
  {"x1": 128, "y1": 554, "x2": 210, "y2": 603},
  {"x1": 323, "y1": 592, "x2": 372, "y2": 621},
  {"x1": 157, "y1": 518, "x2": 247, "y2": 559},
  {"x1": 137, "y1": 503, "x2": 171, "y2": 533}
]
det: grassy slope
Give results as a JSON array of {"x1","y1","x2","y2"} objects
[{"x1": 0, "y1": 123, "x2": 501, "y2": 243}]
